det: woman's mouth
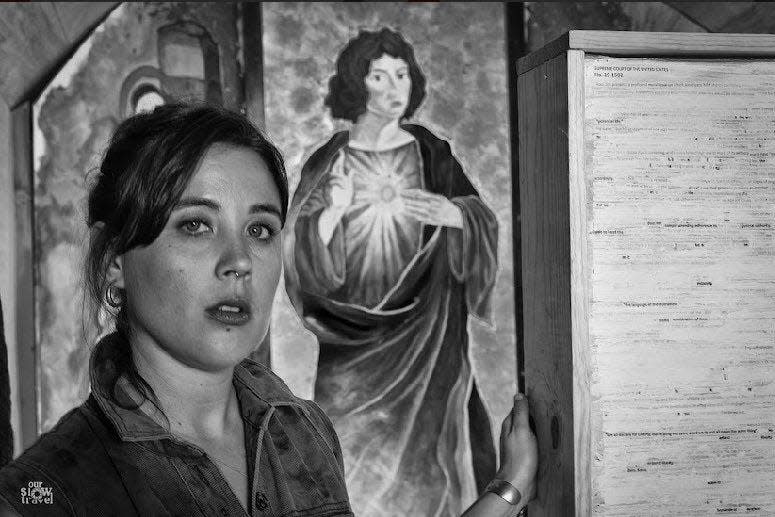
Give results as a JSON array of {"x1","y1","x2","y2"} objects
[{"x1": 205, "y1": 300, "x2": 252, "y2": 326}]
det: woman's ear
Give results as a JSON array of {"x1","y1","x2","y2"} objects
[
  {"x1": 106, "y1": 254, "x2": 125, "y2": 290},
  {"x1": 91, "y1": 222, "x2": 125, "y2": 289}
]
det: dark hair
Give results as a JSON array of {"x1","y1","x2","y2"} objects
[
  {"x1": 325, "y1": 27, "x2": 427, "y2": 123},
  {"x1": 85, "y1": 102, "x2": 288, "y2": 406}
]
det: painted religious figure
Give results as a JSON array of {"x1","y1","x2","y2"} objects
[{"x1": 283, "y1": 28, "x2": 498, "y2": 516}]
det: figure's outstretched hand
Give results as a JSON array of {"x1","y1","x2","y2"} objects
[
  {"x1": 401, "y1": 189, "x2": 463, "y2": 228},
  {"x1": 497, "y1": 393, "x2": 538, "y2": 503}
]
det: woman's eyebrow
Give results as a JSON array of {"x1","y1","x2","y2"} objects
[
  {"x1": 173, "y1": 198, "x2": 281, "y2": 218},
  {"x1": 174, "y1": 197, "x2": 219, "y2": 211},
  {"x1": 249, "y1": 203, "x2": 282, "y2": 219}
]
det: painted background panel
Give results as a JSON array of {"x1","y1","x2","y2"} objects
[
  {"x1": 33, "y1": 2, "x2": 239, "y2": 432},
  {"x1": 260, "y1": 3, "x2": 515, "y2": 514},
  {"x1": 261, "y1": 1, "x2": 515, "y2": 429}
]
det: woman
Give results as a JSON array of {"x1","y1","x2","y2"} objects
[
  {"x1": 0, "y1": 104, "x2": 536, "y2": 516},
  {"x1": 285, "y1": 28, "x2": 504, "y2": 516}
]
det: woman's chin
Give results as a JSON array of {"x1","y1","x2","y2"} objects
[
  {"x1": 187, "y1": 347, "x2": 252, "y2": 373},
  {"x1": 184, "y1": 333, "x2": 262, "y2": 372}
]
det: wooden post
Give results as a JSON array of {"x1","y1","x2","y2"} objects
[{"x1": 11, "y1": 103, "x2": 37, "y2": 449}]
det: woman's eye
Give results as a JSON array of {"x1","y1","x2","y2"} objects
[
  {"x1": 248, "y1": 224, "x2": 275, "y2": 240},
  {"x1": 180, "y1": 220, "x2": 210, "y2": 235}
]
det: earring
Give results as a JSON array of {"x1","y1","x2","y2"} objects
[{"x1": 106, "y1": 285, "x2": 124, "y2": 308}]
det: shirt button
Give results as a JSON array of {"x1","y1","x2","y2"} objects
[{"x1": 255, "y1": 492, "x2": 269, "y2": 511}]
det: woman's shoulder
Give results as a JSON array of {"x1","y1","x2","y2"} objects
[
  {"x1": 1, "y1": 405, "x2": 93, "y2": 472},
  {"x1": 236, "y1": 358, "x2": 298, "y2": 401},
  {"x1": 236, "y1": 360, "x2": 335, "y2": 431},
  {"x1": 0, "y1": 403, "x2": 104, "y2": 514}
]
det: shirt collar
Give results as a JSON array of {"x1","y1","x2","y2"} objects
[{"x1": 89, "y1": 332, "x2": 300, "y2": 442}]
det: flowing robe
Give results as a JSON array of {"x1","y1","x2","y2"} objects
[{"x1": 284, "y1": 124, "x2": 498, "y2": 516}]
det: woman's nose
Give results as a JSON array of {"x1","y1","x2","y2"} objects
[{"x1": 216, "y1": 233, "x2": 252, "y2": 280}]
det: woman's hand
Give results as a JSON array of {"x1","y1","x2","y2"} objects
[
  {"x1": 401, "y1": 189, "x2": 464, "y2": 228},
  {"x1": 497, "y1": 393, "x2": 538, "y2": 502},
  {"x1": 461, "y1": 393, "x2": 538, "y2": 516}
]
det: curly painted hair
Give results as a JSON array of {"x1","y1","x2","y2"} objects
[{"x1": 325, "y1": 27, "x2": 427, "y2": 123}]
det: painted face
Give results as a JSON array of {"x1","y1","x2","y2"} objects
[
  {"x1": 364, "y1": 54, "x2": 412, "y2": 120},
  {"x1": 114, "y1": 144, "x2": 283, "y2": 372}
]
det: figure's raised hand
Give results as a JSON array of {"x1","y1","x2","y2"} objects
[
  {"x1": 497, "y1": 393, "x2": 538, "y2": 503},
  {"x1": 326, "y1": 171, "x2": 354, "y2": 209},
  {"x1": 400, "y1": 189, "x2": 463, "y2": 228}
]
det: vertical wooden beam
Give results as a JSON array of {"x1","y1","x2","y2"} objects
[
  {"x1": 518, "y1": 52, "x2": 576, "y2": 516},
  {"x1": 506, "y1": 2, "x2": 527, "y2": 394},
  {"x1": 242, "y1": 2, "x2": 265, "y2": 129},
  {"x1": 566, "y1": 49, "x2": 591, "y2": 517},
  {"x1": 0, "y1": 98, "x2": 22, "y2": 458},
  {"x1": 11, "y1": 103, "x2": 37, "y2": 448}
]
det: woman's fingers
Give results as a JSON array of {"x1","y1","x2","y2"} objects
[
  {"x1": 512, "y1": 392, "x2": 529, "y2": 431},
  {"x1": 497, "y1": 392, "x2": 539, "y2": 498},
  {"x1": 501, "y1": 406, "x2": 513, "y2": 437}
]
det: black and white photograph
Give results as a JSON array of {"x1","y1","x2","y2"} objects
[{"x1": 0, "y1": 2, "x2": 772, "y2": 516}]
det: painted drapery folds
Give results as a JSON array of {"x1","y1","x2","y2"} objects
[
  {"x1": 286, "y1": 126, "x2": 499, "y2": 515},
  {"x1": 262, "y1": 3, "x2": 515, "y2": 515}
]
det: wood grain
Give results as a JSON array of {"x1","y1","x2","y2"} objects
[
  {"x1": 518, "y1": 52, "x2": 576, "y2": 516},
  {"x1": 0, "y1": 3, "x2": 116, "y2": 106},
  {"x1": 0, "y1": 99, "x2": 21, "y2": 457},
  {"x1": 11, "y1": 103, "x2": 37, "y2": 448},
  {"x1": 567, "y1": 49, "x2": 592, "y2": 517},
  {"x1": 518, "y1": 30, "x2": 775, "y2": 75}
]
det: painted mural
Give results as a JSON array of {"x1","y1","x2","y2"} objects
[
  {"x1": 261, "y1": 3, "x2": 515, "y2": 516},
  {"x1": 33, "y1": 2, "x2": 239, "y2": 432}
]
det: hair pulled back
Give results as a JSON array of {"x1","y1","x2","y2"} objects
[{"x1": 86, "y1": 102, "x2": 288, "y2": 335}]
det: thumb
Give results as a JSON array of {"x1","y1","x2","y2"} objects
[{"x1": 512, "y1": 393, "x2": 529, "y2": 431}]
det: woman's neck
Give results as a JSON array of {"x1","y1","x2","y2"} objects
[
  {"x1": 350, "y1": 111, "x2": 411, "y2": 151},
  {"x1": 130, "y1": 339, "x2": 240, "y2": 440}
]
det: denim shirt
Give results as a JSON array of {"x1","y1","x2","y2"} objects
[{"x1": 0, "y1": 334, "x2": 353, "y2": 516}]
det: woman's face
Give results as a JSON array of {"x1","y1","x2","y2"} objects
[
  {"x1": 364, "y1": 53, "x2": 411, "y2": 121},
  {"x1": 112, "y1": 144, "x2": 283, "y2": 372}
]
